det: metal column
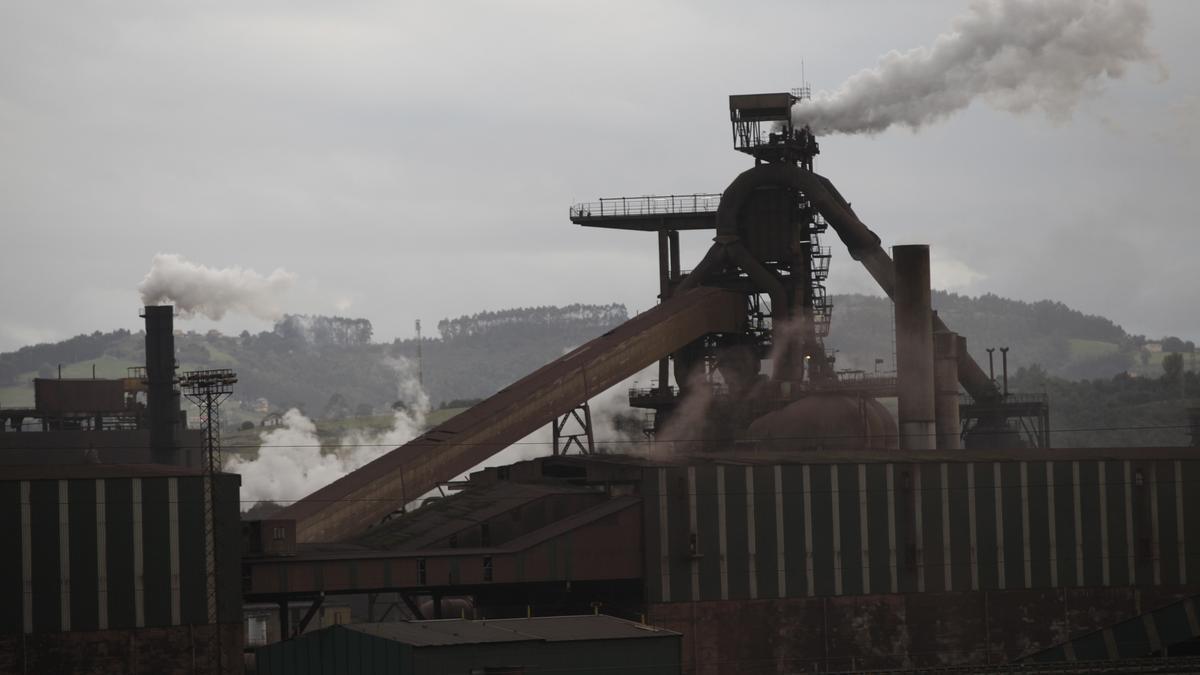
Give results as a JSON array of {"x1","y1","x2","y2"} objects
[
  {"x1": 893, "y1": 245, "x2": 936, "y2": 450},
  {"x1": 933, "y1": 328, "x2": 962, "y2": 450}
]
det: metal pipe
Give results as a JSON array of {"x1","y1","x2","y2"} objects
[
  {"x1": 658, "y1": 231, "x2": 671, "y2": 391},
  {"x1": 893, "y1": 245, "x2": 936, "y2": 450},
  {"x1": 933, "y1": 327, "x2": 962, "y2": 450},
  {"x1": 668, "y1": 230, "x2": 681, "y2": 282},
  {"x1": 986, "y1": 348, "x2": 996, "y2": 383},
  {"x1": 1000, "y1": 347, "x2": 1009, "y2": 397}
]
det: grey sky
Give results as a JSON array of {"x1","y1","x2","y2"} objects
[{"x1": 2, "y1": 1, "x2": 1197, "y2": 354}]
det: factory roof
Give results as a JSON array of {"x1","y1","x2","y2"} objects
[
  {"x1": 0, "y1": 463, "x2": 208, "y2": 480},
  {"x1": 344, "y1": 614, "x2": 677, "y2": 647}
]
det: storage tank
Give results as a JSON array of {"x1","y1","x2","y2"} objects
[{"x1": 747, "y1": 394, "x2": 898, "y2": 451}]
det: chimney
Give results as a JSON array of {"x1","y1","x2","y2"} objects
[
  {"x1": 143, "y1": 305, "x2": 181, "y2": 465},
  {"x1": 933, "y1": 327, "x2": 962, "y2": 450},
  {"x1": 893, "y1": 245, "x2": 936, "y2": 450}
]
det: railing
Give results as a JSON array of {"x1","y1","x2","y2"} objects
[{"x1": 570, "y1": 193, "x2": 721, "y2": 219}]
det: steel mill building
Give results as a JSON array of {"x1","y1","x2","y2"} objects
[{"x1": 6, "y1": 92, "x2": 1200, "y2": 674}]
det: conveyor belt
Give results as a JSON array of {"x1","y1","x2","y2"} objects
[{"x1": 278, "y1": 286, "x2": 746, "y2": 542}]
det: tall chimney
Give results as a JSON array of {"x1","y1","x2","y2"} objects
[
  {"x1": 933, "y1": 327, "x2": 962, "y2": 450},
  {"x1": 143, "y1": 305, "x2": 181, "y2": 465},
  {"x1": 893, "y1": 245, "x2": 936, "y2": 450}
]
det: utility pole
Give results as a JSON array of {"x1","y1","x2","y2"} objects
[{"x1": 180, "y1": 368, "x2": 237, "y2": 674}]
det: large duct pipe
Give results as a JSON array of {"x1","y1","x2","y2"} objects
[
  {"x1": 933, "y1": 326, "x2": 961, "y2": 450},
  {"x1": 894, "y1": 245, "x2": 936, "y2": 450},
  {"x1": 143, "y1": 305, "x2": 181, "y2": 465}
]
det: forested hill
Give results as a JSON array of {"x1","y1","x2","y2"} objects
[
  {"x1": 2, "y1": 295, "x2": 1194, "y2": 434},
  {"x1": 0, "y1": 304, "x2": 628, "y2": 421},
  {"x1": 829, "y1": 291, "x2": 1176, "y2": 380}
]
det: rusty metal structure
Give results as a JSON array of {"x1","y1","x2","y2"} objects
[
  {"x1": 249, "y1": 93, "x2": 1200, "y2": 672},
  {"x1": 0, "y1": 306, "x2": 205, "y2": 467}
]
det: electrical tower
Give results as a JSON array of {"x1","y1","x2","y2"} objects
[{"x1": 179, "y1": 367, "x2": 237, "y2": 673}]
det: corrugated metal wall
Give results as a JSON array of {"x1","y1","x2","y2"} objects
[
  {"x1": 645, "y1": 459, "x2": 1200, "y2": 603},
  {"x1": 0, "y1": 474, "x2": 241, "y2": 634}
]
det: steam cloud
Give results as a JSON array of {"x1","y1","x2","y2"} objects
[
  {"x1": 793, "y1": 0, "x2": 1159, "y2": 135},
  {"x1": 138, "y1": 253, "x2": 295, "y2": 320},
  {"x1": 228, "y1": 358, "x2": 429, "y2": 510}
]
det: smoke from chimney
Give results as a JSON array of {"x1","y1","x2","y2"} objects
[
  {"x1": 793, "y1": 0, "x2": 1160, "y2": 136},
  {"x1": 138, "y1": 253, "x2": 295, "y2": 321}
]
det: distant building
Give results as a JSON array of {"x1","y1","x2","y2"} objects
[{"x1": 243, "y1": 601, "x2": 352, "y2": 647}]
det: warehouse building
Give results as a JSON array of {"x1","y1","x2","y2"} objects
[
  {"x1": 252, "y1": 614, "x2": 681, "y2": 675},
  {"x1": 0, "y1": 463, "x2": 243, "y2": 674}
]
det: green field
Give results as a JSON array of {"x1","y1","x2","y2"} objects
[{"x1": 1066, "y1": 338, "x2": 1119, "y2": 359}]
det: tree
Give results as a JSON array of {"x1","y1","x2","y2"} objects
[{"x1": 1163, "y1": 352, "x2": 1184, "y2": 382}]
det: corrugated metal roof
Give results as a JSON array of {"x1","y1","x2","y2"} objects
[
  {"x1": 345, "y1": 614, "x2": 677, "y2": 647},
  {"x1": 0, "y1": 463, "x2": 207, "y2": 479},
  {"x1": 349, "y1": 620, "x2": 534, "y2": 646},
  {"x1": 485, "y1": 614, "x2": 678, "y2": 642}
]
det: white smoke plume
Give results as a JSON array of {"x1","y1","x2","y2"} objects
[
  {"x1": 138, "y1": 253, "x2": 295, "y2": 320},
  {"x1": 228, "y1": 358, "x2": 428, "y2": 510},
  {"x1": 794, "y1": 0, "x2": 1160, "y2": 135}
]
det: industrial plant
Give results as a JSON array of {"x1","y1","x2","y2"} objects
[{"x1": 3, "y1": 91, "x2": 1199, "y2": 675}]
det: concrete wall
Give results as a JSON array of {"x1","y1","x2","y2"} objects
[
  {"x1": 0, "y1": 623, "x2": 243, "y2": 675},
  {"x1": 649, "y1": 587, "x2": 1193, "y2": 673}
]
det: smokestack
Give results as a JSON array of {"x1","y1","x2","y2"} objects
[
  {"x1": 933, "y1": 327, "x2": 961, "y2": 450},
  {"x1": 143, "y1": 305, "x2": 181, "y2": 465},
  {"x1": 893, "y1": 245, "x2": 936, "y2": 450}
]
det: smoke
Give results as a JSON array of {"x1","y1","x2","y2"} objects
[
  {"x1": 793, "y1": 0, "x2": 1160, "y2": 136},
  {"x1": 228, "y1": 357, "x2": 428, "y2": 511},
  {"x1": 653, "y1": 371, "x2": 715, "y2": 457},
  {"x1": 138, "y1": 253, "x2": 295, "y2": 320}
]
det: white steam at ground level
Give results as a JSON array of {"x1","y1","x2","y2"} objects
[
  {"x1": 138, "y1": 253, "x2": 295, "y2": 321},
  {"x1": 232, "y1": 362, "x2": 657, "y2": 512},
  {"x1": 794, "y1": 0, "x2": 1161, "y2": 136},
  {"x1": 229, "y1": 358, "x2": 428, "y2": 510}
]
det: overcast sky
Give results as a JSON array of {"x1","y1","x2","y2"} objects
[{"x1": 2, "y1": 1, "x2": 1197, "y2": 355}]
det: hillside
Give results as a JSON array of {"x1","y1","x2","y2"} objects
[
  {"x1": 2, "y1": 295, "x2": 1195, "y2": 449},
  {"x1": 0, "y1": 304, "x2": 629, "y2": 426},
  {"x1": 827, "y1": 291, "x2": 1178, "y2": 380}
]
